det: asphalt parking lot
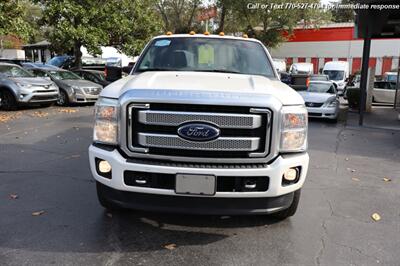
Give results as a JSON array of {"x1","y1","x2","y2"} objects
[{"x1": 1, "y1": 105, "x2": 399, "y2": 266}]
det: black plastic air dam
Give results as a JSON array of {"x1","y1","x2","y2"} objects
[{"x1": 96, "y1": 181, "x2": 295, "y2": 215}]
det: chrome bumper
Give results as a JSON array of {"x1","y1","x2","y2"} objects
[{"x1": 89, "y1": 145, "x2": 309, "y2": 198}]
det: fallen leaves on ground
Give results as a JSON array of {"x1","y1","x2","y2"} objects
[
  {"x1": 0, "y1": 112, "x2": 22, "y2": 123},
  {"x1": 371, "y1": 213, "x2": 381, "y2": 221},
  {"x1": 9, "y1": 194, "x2": 19, "y2": 199},
  {"x1": 32, "y1": 210, "x2": 45, "y2": 216},
  {"x1": 383, "y1": 177, "x2": 392, "y2": 182},
  {"x1": 58, "y1": 108, "x2": 78, "y2": 113},
  {"x1": 30, "y1": 111, "x2": 49, "y2": 118},
  {"x1": 164, "y1": 243, "x2": 177, "y2": 250}
]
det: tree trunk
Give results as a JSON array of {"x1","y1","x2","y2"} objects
[
  {"x1": 73, "y1": 41, "x2": 82, "y2": 69},
  {"x1": 217, "y1": 4, "x2": 226, "y2": 33}
]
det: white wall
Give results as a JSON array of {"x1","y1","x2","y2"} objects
[
  {"x1": 80, "y1": 46, "x2": 136, "y2": 67},
  {"x1": 270, "y1": 39, "x2": 400, "y2": 58},
  {"x1": 0, "y1": 49, "x2": 25, "y2": 59}
]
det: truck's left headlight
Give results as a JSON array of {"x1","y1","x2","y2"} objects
[
  {"x1": 280, "y1": 106, "x2": 308, "y2": 152},
  {"x1": 93, "y1": 97, "x2": 119, "y2": 145}
]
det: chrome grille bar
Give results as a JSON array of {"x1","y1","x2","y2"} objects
[
  {"x1": 138, "y1": 133, "x2": 260, "y2": 151},
  {"x1": 138, "y1": 110, "x2": 262, "y2": 129}
]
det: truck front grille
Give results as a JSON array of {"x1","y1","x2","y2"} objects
[{"x1": 127, "y1": 103, "x2": 271, "y2": 160}]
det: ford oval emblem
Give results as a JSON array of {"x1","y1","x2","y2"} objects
[{"x1": 177, "y1": 123, "x2": 220, "y2": 142}]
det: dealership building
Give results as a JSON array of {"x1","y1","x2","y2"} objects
[{"x1": 270, "y1": 22, "x2": 400, "y2": 75}]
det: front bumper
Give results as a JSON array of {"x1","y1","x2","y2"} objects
[
  {"x1": 307, "y1": 106, "x2": 338, "y2": 119},
  {"x1": 69, "y1": 92, "x2": 99, "y2": 103},
  {"x1": 89, "y1": 145, "x2": 309, "y2": 213},
  {"x1": 17, "y1": 90, "x2": 59, "y2": 104},
  {"x1": 97, "y1": 181, "x2": 296, "y2": 215}
]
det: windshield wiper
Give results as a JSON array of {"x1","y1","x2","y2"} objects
[
  {"x1": 137, "y1": 68, "x2": 179, "y2": 72},
  {"x1": 197, "y1": 69, "x2": 241, "y2": 74}
]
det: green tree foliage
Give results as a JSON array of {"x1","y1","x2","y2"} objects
[
  {"x1": 37, "y1": 0, "x2": 161, "y2": 67},
  {"x1": 216, "y1": 0, "x2": 331, "y2": 47},
  {"x1": 330, "y1": 0, "x2": 355, "y2": 22},
  {"x1": 0, "y1": 0, "x2": 37, "y2": 42},
  {"x1": 156, "y1": 0, "x2": 202, "y2": 33}
]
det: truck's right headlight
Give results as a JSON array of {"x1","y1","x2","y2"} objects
[
  {"x1": 93, "y1": 97, "x2": 119, "y2": 145},
  {"x1": 280, "y1": 106, "x2": 308, "y2": 152}
]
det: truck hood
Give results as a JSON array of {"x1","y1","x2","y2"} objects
[
  {"x1": 101, "y1": 71, "x2": 304, "y2": 106},
  {"x1": 298, "y1": 91, "x2": 336, "y2": 103},
  {"x1": 10, "y1": 77, "x2": 53, "y2": 87}
]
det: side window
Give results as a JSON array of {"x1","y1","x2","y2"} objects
[
  {"x1": 388, "y1": 82, "x2": 397, "y2": 90},
  {"x1": 374, "y1": 82, "x2": 384, "y2": 89},
  {"x1": 33, "y1": 70, "x2": 46, "y2": 77},
  {"x1": 83, "y1": 73, "x2": 96, "y2": 82}
]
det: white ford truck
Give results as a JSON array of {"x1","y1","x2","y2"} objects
[{"x1": 89, "y1": 34, "x2": 309, "y2": 218}]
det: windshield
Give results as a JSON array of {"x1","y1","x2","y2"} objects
[
  {"x1": 323, "y1": 70, "x2": 344, "y2": 81},
  {"x1": 311, "y1": 75, "x2": 329, "y2": 81},
  {"x1": 49, "y1": 70, "x2": 81, "y2": 80},
  {"x1": 386, "y1": 74, "x2": 397, "y2": 82},
  {"x1": 136, "y1": 37, "x2": 275, "y2": 77},
  {"x1": 47, "y1": 56, "x2": 69, "y2": 67},
  {"x1": 96, "y1": 72, "x2": 106, "y2": 81},
  {"x1": 0, "y1": 65, "x2": 34, "y2": 78},
  {"x1": 308, "y1": 83, "x2": 335, "y2": 93}
]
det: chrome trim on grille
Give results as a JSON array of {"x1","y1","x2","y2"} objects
[
  {"x1": 138, "y1": 133, "x2": 260, "y2": 151},
  {"x1": 118, "y1": 89, "x2": 282, "y2": 164},
  {"x1": 83, "y1": 87, "x2": 101, "y2": 95},
  {"x1": 138, "y1": 110, "x2": 262, "y2": 129}
]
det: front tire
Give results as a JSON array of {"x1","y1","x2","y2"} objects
[
  {"x1": 56, "y1": 90, "x2": 69, "y2": 106},
  {"x1": 0, "y1": 90, "x2": 18, "y2": 111},
  {"x1": 271, "y1": 189, "x2": 301, "y2": 219},
  {"x1": 96, "y1": 181, "x2": 121, "y2": 211}
]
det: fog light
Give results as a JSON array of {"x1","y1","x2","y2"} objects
[
  {"x1": 98, "y1": 160, "x2": 111, "y2": 173},
  {"x1": 283, "y1": 168, "x2": 298, "y2": 181}
]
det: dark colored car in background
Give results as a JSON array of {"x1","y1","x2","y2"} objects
[{"x1": 73, "y1": 69, "x2": 111, "y2": 87}]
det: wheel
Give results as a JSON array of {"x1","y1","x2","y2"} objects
[
  {"x1": 0, "y1": 89, "x2": 18, "y2": 111},
  {"x1": 96, "y1": 181, "x2": 121, "y2": 211},
  {"x1": 271, "y1": 189, "x2": 301, "y2": 219},
  {"x1": 56, "y1": 90, "x2": 69, "y2": 106}
]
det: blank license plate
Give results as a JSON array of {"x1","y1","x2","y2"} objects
[{"x1": 175, "y1": 174, "x2": 216, "y2": 196}]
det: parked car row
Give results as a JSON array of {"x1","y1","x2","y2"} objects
[
  {"x1": 275, "y1": 60, "x2": 350, "y2": 96},
  {"x1": 0, "y1": 61, "x2": 107, "y2": 110}
]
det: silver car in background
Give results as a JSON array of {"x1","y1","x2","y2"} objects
[
  {"x1": 298, "y1": 81, "x2": 340, "y2": 122},
  {"x1": 0, "y1": 63, "x2": 59, "y2": 110},
  {"x1": 28, "y1": 67, "x2": 103, "y2": 106}
]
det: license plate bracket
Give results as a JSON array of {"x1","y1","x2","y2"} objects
[{"x1": 175, "y1": 174, "x2": 216, "y2": 196}]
